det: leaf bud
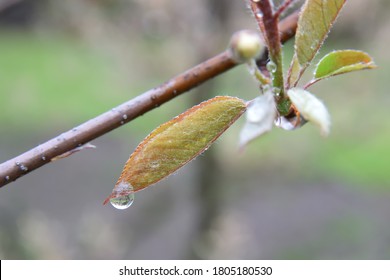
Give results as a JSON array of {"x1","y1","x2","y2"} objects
[{"x1": 229, "y1": 30, "x2": 264, "y2": 63}]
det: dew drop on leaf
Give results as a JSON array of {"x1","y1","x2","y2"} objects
[{"x1": 109, "y1": 181, "x2": 135, "y2": 210}]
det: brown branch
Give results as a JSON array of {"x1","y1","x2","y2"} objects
[
  {"x1": 0, "y1": 15, "x2": 299, "y2": 188},
  {"x1": 250, "y1": 0, "x2": 285, "y2": 102},
  {"x1": 279, "y1": 10, "x2": 299, "y2": 44},
  {"x1": 256, "y1": 10, "x2": 299, "y2": 69},
  {"x1": 274, "y1": 0, "x2": 296, "y2": 19}
]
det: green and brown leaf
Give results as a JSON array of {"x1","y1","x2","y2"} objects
[
  {"x1": 288, "y1": 0, "x2": 346, "y2": 87},
  {"x1": 106, "y1": 96, "x2": 247, "y2": 199}
]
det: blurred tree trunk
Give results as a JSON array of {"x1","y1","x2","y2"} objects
[{"x1": 186, "y1": 0, "x2": 233, "y2": 259}]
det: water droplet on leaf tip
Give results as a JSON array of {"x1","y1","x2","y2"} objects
[
  {"x1": 110, "y1": 182, "x2": 135, "y2": 210},
  {"x1": 110, "y1": 194, "x2": 134, "y2": 210}
]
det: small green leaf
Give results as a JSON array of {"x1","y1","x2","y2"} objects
[
  {"x1": 288, "y1": 0, "x2": 346, "y2": 87},
  {"x1": 104, "y1": 96, "x2": 246, "y2": 204},
  {"x1": 314, "y1": 50, "x2": 376, "y2": 80}
]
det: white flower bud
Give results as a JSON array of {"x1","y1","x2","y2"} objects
[
  {"x1": 229, "y1": 30, "x2": 264, "y2": 62},
  {"x1": 287, "y1": 88, "x2": 331, "y2": 136}
]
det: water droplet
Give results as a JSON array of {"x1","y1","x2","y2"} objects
[
  {"x1": 272, "y1": 87, "x2": 281, "y2": 96},
  {"x1": 122, "y1": 114, "x2": 128, "y2": 120},
  {"x1": 266, "y1": 61, "x2": 277, "y2": 73},
  {"x1": 109, "y1": 182, "x2": 134, "y2": 210},
  {"x1": 5, "y1": 176, "x2": 10, "y2": 181},
  {"x1": 16, "y1": 162, "x2": 28, "y2": 172}
]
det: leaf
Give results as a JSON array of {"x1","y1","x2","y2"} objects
[
  {"x1": 288, "y1": 0, "x2": 346, "y2": 87},
  {"x1": 314, "y1": 50, "x2": 376, "y2": 80},
  {"x1": 239, "y1": 89, "x2": 276, "y2": 149},
  {"x1": 104, "y1": 96, "x2": 246, "y2": 204},
  {"x1": 287, "y1": 88, "x2": 330, "y2": 136}
]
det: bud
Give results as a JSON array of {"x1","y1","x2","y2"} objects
[{"x1": 229, "y1": 30, "x2": 264, "y2": 62}]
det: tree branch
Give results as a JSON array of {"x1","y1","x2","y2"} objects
[
  {"x1": 256, "y1": 10, "x2": 299, "y2": 69},
  {"x1": 0, "y1": 15, "x2": 299, "y2": 188},
  {"x1": 250, "y1": 0, "x2": 286, "y2": 114}
]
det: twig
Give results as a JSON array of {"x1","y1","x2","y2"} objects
[
  {"x1": 274, "y1": 0, "x2": 296, "y2": 19},
  {"x1": 0, "y1": 51, "x2": 236, "y2": 187},
  {"x1": 250, "y1": 0, "x2": 285, "y2": 98},
  {"x1": 255, "y1": 10, "x2": 299, "y2": 70},
  {"x1": 0, "y1": 15, "x2": 299, "y2": 188},
  {"x1": 279, "y1": 10, "x2": 299, "y2": 43}
]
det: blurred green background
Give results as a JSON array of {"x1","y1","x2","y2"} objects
[{"x1": 0, "y1": 0, "x2": 389, "y2": 259}]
